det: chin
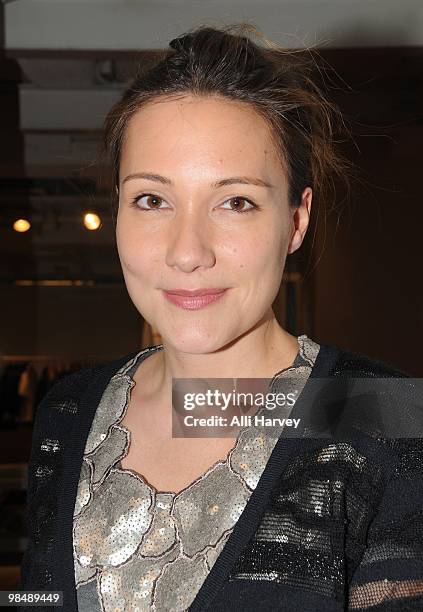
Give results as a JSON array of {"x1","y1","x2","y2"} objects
[{"x1": 160, "y1": 326, "x2": 232, "y2": 355}]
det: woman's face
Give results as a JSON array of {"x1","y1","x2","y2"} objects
[{"x1": 116, "y1": 94, "x2": 311, "y2": 354}]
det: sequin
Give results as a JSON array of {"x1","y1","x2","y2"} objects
[
  {"x1": 172, "y1": 463, "x2": 251, "y2": 556},
  {"x1": 40, "y1": 438, "x2": 61, "y2": 453},
  {"x1": 74, "y1": 470, "x2": 154, "y2": 568},
  {"x1": 74, "y1": 460, "x2": 92, "y2": 518},
  {"x1": 99, "y1": 546, "x2": 180, "y2": 611},
  {"x1": 73, "y1": 336, "x2": 320, "y2": 611},
  {"x1": 88, "y1": 425, "x2": 129, "y2": 486},
  {"x1": 153, "y1": 555, "x2": 209, "y2": 611},
  {"x1": 138, "y1": 493, "x2": 176, "y2": 557},
  {"x1": 84, "y1": 376, "x2": 135, "y2": 455}
]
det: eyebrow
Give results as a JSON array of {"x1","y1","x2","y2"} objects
[{"x1": 120, "y1": 172, "x2": 274, "y2": 190}]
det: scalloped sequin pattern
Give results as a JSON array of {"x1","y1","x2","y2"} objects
[{"x1": 73, "y1": 335, "x2": 320, "y2": 611}]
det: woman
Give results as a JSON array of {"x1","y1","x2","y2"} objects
[{"x1": 20, "y1": 24, "x2": 423, "y2": 611}]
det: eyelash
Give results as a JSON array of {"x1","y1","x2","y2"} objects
[{"x1": 129, "y1": 193, "x2": 259, "y2": 214}]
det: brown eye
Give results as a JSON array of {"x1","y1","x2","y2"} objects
[
  {"x1": 220, "y1": 197, "x2": 256, "y2": 214},
  {"x1": 131, "y1": 194, "x2": 170, "y2": 210}
]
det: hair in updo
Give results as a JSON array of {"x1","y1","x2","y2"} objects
[{"x1": 102, "y1": 23, "x2": 353, "y2": 225}]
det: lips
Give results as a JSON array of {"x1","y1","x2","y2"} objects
[
  {"x1": 162, "y1": 288, "x2": 228, "y2": 310},
  {"x1": 163, "y1": 288, "x2": 227, "y2": 296}
]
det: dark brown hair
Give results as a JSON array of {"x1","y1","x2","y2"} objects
[{"x1": 102, "y1": 23, "x2": 353, "y2": 226}]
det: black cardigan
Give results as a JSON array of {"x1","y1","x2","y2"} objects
[{"x1": 19, "y1": 343, "x2": 423, "y2": 611}]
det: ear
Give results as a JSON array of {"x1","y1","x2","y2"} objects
[{"x1": 287, "y1": 187, "x2": 312, "y2": 255}]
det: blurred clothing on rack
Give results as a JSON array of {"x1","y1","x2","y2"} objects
[
  {"x1": 17, "y1": 364, "x2": 38, "y2": 423},
  {"x1": 0, "y1": 358, "x2": 86, "y2": 426}
]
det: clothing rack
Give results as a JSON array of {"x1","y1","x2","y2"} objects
[{"x1": 0, "y1": 355, "x2": 104, "y2": 425}]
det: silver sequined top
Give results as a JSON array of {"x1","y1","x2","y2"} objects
[{"x1": 73, "y1": 334, "x2": 320, "y2": 611}]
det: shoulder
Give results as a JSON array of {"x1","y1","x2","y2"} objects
[
  {"x1": 326, "y1": 344, "x2": 411, "y2": 378},
  {"x1": 32, "y1": 350, "x2": 140, "y2": 434},
  {"x1": 307, "y1": 342, "x2": 421, "y2": 454},
  {"x1": 320, "y1": 345, "x2": 422, "y2": 467}
]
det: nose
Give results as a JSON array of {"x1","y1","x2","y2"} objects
[{"x1": 165, "y1": 209, "x2": 216, "y2": 273}]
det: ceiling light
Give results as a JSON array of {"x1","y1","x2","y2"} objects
[
  {"x1": 13, "y1": 218, "x2": 31, "y2": 232},
  {"x1": 83, "y1": 212, "x2": 101, "y2": 231}
]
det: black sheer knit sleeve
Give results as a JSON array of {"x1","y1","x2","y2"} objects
[
  {"x1": 19, "y1": 382, "x2": 59, "y2": 592},
  {"x1": 348, "y1": 438, "x2": 423, "y2": 610},
  {"x1": 19, "y1": 366, "x2": 95, "y2": 592}
]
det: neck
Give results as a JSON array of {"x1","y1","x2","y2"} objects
[{"x1": 136, "y1": 313, "x2": 300, "y2": 400}]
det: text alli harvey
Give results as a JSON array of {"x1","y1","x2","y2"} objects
[{"x1": 183, "y1": 415, "x2": 301, "y2": 428}]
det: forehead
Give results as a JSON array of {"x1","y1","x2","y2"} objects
[{"x1": 119, "y1": 94, "x2": 283, "y2": 176}]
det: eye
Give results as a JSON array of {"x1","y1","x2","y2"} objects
[
  {"x1": 130, "y1": 193, "x2": 171, "y2": 211},
  {"x1": 219, "y1": 197, "x2": 258, "y2": 214}
]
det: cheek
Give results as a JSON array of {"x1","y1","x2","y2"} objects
[
  {"x1": 256, "y1": 234, "x2": 284, "y2": 269},
  {"x1": 116, "y1": 225, "x2": 148, "y2": 277},
  {"x1": 116, "y1": 212, "x2": 150, "y2": 271},
  {"x1": 228, "y1": 240, "x2": 282, "y2": 303},
  {"x1": 253, "y1": 234, "x2": 286, "y2": 291},
  {"x1": 120, "y1": 247, "x2": 155, "y2": 280}
]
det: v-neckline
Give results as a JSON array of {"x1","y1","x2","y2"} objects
[{"x1": 107, "y1": 334, "x2": 317, "y2": 499}]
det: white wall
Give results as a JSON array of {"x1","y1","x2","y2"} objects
[{"x1": 5, "y1": 0, "x2": 423, "y2": 50}]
